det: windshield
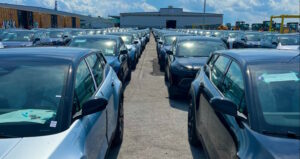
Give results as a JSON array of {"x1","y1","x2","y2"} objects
[
  {"x1": 245, "y1": 34, "x2": 261, "y2": 41},
  {"x1": 250, "y1": 62, "x2": 300, "y2": 137},
  {"x1": 69, "y1": 38, "x2": 117, "y2": 56},
  {"x1": 0, "y1": 60, "x2": 68, "y2": 137},
  {"x1": 176, "y1": 41, "x2": 227, "y2": 57},
  {"x1": 120, "y1": 35, "x2": 133, "y2": 44},
  {"x1": 49, "y1": 31, "x2": 64, "y2": 38},
  {"x1": 279, "y1": 36, "x2": 299, "y2": 45},
  {"x1": 70, "y1": 31, "x2": 85, "y2": 36},
  {"x1": 228, "y1": 32, "x2": 238, "y2": 38},
  {"x1": 164, "y1": 36, "x2": 177, "y2": 45},
  {"x1": 2, "y1": 32, "x2": 34, "y2": 42}
]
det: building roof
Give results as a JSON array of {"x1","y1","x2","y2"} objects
[
  {"x1": 120, "y1": 7, "x2": 222, "y2": 17},
  {"x1": 0, "y1": 3, "x2": 82, "y2": 17}
]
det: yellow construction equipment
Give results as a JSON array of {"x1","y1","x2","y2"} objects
[{"x1": 269, "y1": 15, "x2": 300, "y2": 34}]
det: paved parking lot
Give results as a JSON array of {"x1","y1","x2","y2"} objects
[{"x1": 107, "y1": 35, "x2": 207, "y2": 159}]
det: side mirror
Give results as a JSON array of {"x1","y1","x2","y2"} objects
[
  {"x1": 120, "y1": 49, "x2": 128, "y2": 55},
  {"x1": 166, "y1": 50, "x2": 173, "y2": 55},
  {"x1": 158, "y1": 40, "x2": 163, "y2": 45},
  {"x1": 210, "y1": 97, "x2": 237, "y2": 117},
  {"x1": 82, "y1": 97, "x2": 108, "y2": 117},
  {"x1": 33, "y1": 38, "x2": 40, "y2": 44},
  {"x1": 133, "y1": 40, "x2": 139, "y2": 44},
  {"x1": 272, "y1": 42, "x2": 278, "y2": 46}
]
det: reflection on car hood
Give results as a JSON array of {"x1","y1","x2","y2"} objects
[
  {"x1": 176, "y1": 57, "x2": 208, "y2": 68},
  {"x1": 0, "y1": 134, "x2": 65, "y2": 159},
  {"x1": 162, "y1": 45, "x2": 172, "y2": 51},
  {"x1": 277, "y1": 45, "x2": 299, "y2": 51},
  {"x1": 0, "y1": 120, "x2": 82, "y2": 159},
  {"x1": 2, "y1": 41, "x2": 33, "y2": 48}
]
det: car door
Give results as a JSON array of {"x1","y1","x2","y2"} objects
[
  {"x1": 86, "y1": 53, "x2": 117, "y2": 143},
  {"x1": 119, "y1": 40, "x2": 129, "y2": 80},
  {"x1": 73, "y1": 56, "x2": 108, "y2": 159},
  {"x1": 197, "y1": 55, "x2": 237, "y2": 159}
]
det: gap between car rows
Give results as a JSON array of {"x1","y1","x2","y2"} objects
[{"x1": 107, "y1": 34, "x2": 207, "y2": 159}]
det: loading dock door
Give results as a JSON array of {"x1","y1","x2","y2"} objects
[
  {"x1": 166, "y1": 20, "x2": 176, "y2": 28},
  {"x1": 18, "y1": 10, "x2": 33, "y2": 29}
]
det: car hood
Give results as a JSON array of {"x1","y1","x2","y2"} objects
[
  {"x1": 2, "y1": 41, "x2": 33, "y2": 48},
  {"x1": 176, "y1": 57, "x2": 208, "y2": 68},
  {"x1": 245, "y1": 126, "x2": 300, "y2": 159},
  {"x1": 105, "y1": 56, "x2": 118, "y2": 64},
  {"x1": 0, "y1": 120, "x2": 83, "y2": 159},
  {"x1": 49, "y1": 38, "x2": 63, "y2": 42},
  {"x1": 0, "y1": 134, "x2": 68, "y2": 159},
  {"x1": 277, "y1": 45, "x2": 299, "y2": 51},
  {"x1": 246, "y1": 41, "x2": 261, "y2": 45},
  {"x1": 162, "y1": 45, "x2": 172, "y2": 51}
]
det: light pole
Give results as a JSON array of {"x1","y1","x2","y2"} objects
[
  {"x1": 203, "y1": 0, "x2": 207, "y2": 29},
  {"x1": 203, "y1": 0, "x2": 206, "y2": 13}
]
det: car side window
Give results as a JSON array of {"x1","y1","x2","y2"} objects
[
  {"x1": 211, "y1": 56, "x2": 230, "y2": 90},
  {"x1": 73, "y1": 60, "x2": 96, "y2": 117},
  {"x1": 85, "y1": 53, "x2": 105, "y2": 87},
  {"x1": 222, "y1": 61, "x2": 247, "y2": 115}
]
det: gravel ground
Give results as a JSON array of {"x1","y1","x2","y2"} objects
[{"x1": 107, "y1": 34, "x2": 207, "y2": 159}]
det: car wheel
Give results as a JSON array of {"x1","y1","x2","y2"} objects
[
  {"x1": 188, "y1": 98, "x2": 201, "y2": 146},
  {"x1": 167, "y1": 84, "x2": 177, "y2": 99},
  {"x1": 112, "y1": 96, "x2": 124, "y2": 146},
  {"x1": 126, "y1": 70, "x2": 132, "y2": 82}
]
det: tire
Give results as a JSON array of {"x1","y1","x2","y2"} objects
[
  {"x1": 168, "y1": 85, "x2": 177, "y2": 99},
  {"x1": 188, "y1": 98, "x2": 201, "y2": 146},
  {"x1": 112, "y1": 96, "x2": 124, "y2": 146},
  {"x1": 126, "y1": 70, "x2": 132, "y2": 82}
]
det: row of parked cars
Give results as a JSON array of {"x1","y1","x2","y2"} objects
[
  {"x1": 0, "y1": 27, "x2": 150, "y2": 159},
  {"x1": 153, "y1": 28, "x2": 300, "y2": 159}
]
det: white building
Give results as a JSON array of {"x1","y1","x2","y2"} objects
[{"x1": 120, "y1": 8, "x2": 223, "y2": 29}]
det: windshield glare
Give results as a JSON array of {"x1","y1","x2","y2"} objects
[
  {"x1": 120, "y1": 35, "x2": 133, "y2": 44},
  {"x1": 0, "y1": 61, "x2": 68, "y2": 137},
  {"x1": 164, "y1": 36, "x2": 177, "y2": 45},
  {"x1": 246, "y1": 34, "x2": 261, "y2": 41},
  {"x1": 279, "y1": 36, "x2": 299, "y2": 45},
  {"x1": 49, "y1": 31, "x2": 64, "y2": 38},
  {"x1": 69, "y1": 38, "x2": 116, "y2": 56},
  {"x1": 250, "y1": 62, "x2": 300, "y2": 136},
  {"x1": 177, "y1": 41, "x2": 227, "y2": 57},
  {"x1": 2, "y1": 32, "x2": 33, "y2": 42}
]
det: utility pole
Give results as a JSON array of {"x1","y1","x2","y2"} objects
[
  {"x1": 203, "y1": 0, "x2": 206, "y2": 13},
  {"x1": 203, "y1": 0, "x2": 207, "y2": 29},
  {"x1": 54, "y1": 0, "x2": 58, "y2": 11}
]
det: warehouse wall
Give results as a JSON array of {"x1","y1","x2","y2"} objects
[
  {"x1": 0, "y1": 7, "x2": 18, "y2": 27},
  {"x1": 0, "y1": 7, "x2": 80, "y2": 28},
  {"x1": 120, "y1": 15, "x2": 223, "y2": 28}
]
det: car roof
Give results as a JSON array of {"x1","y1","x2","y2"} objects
[
  {"x1": 162, "y1": 33, "x2": 188, "y2": 37},
  {"x1": 216, "y1": 49, "x2": 300, "y2": 67},
  {"x1": 177, "y1": 36, "x2": 223, "y2": 42},
  {"x1": 75, "y1": 35, "x2": 120, "y2": 40},
  {"x1": 0, "y1": 47, "x2": 96, "y2": 65}
]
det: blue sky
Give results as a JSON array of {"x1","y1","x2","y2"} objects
[{"x1": 2, "y1": 0, "x2": 299, "y2": 24}]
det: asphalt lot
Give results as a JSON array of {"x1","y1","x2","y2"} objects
[{"x1": 107, "y1": 35, "x2": 207, "y2": 159}]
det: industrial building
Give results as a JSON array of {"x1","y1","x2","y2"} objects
[
  {"x1": 120, "y1": 7, "x2": 223, "y2": 29},
  {"x1": 0, "y1": 3, "x2": 113, "y2": 29}
]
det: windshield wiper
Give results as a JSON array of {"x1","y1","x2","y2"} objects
[
  {"x1": 0, "y1": 133, "x2": 20, "y2": 138},
  {"x1": 262, "y1": 130, "x2": 300, "y2": 139}
]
